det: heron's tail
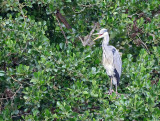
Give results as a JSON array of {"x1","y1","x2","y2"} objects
[{"x1": 113, "y1": 69, "x2": 120, "y2": 85}]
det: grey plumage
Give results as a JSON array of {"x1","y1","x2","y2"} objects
[{"x1": 93, "y1": 29, "x2": 122, "y2": 94}]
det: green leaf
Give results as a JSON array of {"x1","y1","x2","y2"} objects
[
  {"x1": 66, "y1": 0, "x2": 71, "y2": 2},
  {"x1": 83, "y1": 91, "x2": 88, "y2": 95},
  {"x1": 0, "y1": 71, "x2": 5, "y2": 76}
]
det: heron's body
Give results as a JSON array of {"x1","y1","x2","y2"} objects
[
  {"x1": 93, "y1": 29, "x2": 122, "y2": 94},
  {"x1": 102, "y1": 36, "x2": 122, "y2": 85}
]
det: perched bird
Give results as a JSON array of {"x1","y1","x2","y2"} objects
[{"x1": 93, "y1": 29, "x2": 122, "y2": 94}]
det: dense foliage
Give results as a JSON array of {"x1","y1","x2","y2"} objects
[{"x1": 0, "y1": 0, "x2": 160, "y2": 120}]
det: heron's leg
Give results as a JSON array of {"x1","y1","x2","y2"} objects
[
  {"x1": 108, "y1": 77, "x2": 114, "y2": 95},
  {"x1": 110, "y1": 77, "x2": 112, "y2": 91},
  {"x1": 115, "y1": 82, "x2": 118, "y2": 94}
]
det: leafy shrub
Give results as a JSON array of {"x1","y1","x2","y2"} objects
[{"x1": 0, "y1": 0, "x2": 159, "y2": 120}]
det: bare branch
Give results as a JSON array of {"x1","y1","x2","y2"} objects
[
  {"x1": 55, "y1": 15, "x2": 68, "y2": 44},
  {"x1": 56, "y1": 10, "x2": 71, "y2": 29},
  {"x1": 78, "y1": 36, "x2": 85, "y2": 46},
  {"x1": 79, "y1": 22, "x2": 98, "y2": 47},
  {"x1": 84, "y1": 22, "x2": 98, "y2": 46}
]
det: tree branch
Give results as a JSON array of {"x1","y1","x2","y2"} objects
[
  {"x1": 55, "y1": 14, "x2": 68, "y2": 44},
  {"x1": 80, "y1": 22, "x2": 99, "y2": 46}
]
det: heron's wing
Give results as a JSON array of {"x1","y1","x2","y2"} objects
[{"x1": 111, "y1": 47, "x2": 122, "y2": 76}]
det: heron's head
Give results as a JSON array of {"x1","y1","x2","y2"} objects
[{"x1": 93, "y1": 28, "x2": 108, "y2": 41}]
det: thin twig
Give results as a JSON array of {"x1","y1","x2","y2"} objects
[
  {"x1": 78, "y1": 36, "x2": 85, "y2": 45},
  {"x1": 21, "y1": 40, "x2": 29, "y2": 54},
  {"x1": 136, "y1": 34, "x2": 150, "y2": 54},
  {"x1": 17, "y1": 0, "x2": 26, "y2": 21},
  {"x1": 55, "y1": 15, "x2": 68, "y2": 44},
  {"x1": 148, "y1": 33, "x2": 157, "y2": 44},
  {"x1": 11, "y1": 112, "x2": 31, "y2": 118},
  {"x1": 127, "y1": 25, "x2": 150, "y2": 54},
  {"x1": 0, "y1": 77, "x2": 23, "y2": 100},
  {"x1": 78, "y1": 3, "x2": 96, "y2": 7},
  {"x1": 72, "y1": 7, "x2": 86, "y2": 14},
  {"x1": 84, "y1": 22, "x2": 98, "y2": 46},
  {"x1": 11, "y1": 76, "x2": 23, "y2": 99},
  {"x1": 72, "y1": 3, "x2": 96, "y2": 14}
]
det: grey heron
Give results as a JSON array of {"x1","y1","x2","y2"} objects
[{"x1": 93, "y1": 29, "x2": 122, "y2": 94}]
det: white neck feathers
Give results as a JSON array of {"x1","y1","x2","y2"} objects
[{"x1": 102, "y1": 32, "x2": 109, "y2": 45}]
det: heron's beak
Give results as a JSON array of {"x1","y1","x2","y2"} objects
[{"x1": 93, "y1": 34, "x2": 101, "y2": 41}]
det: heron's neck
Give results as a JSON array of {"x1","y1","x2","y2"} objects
[{"x1": 102, "y1": 34, "x2": 109, "y2": 46}]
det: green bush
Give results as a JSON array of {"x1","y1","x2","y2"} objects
[{"x1": 0, "y1": 0, "x2": 160, "y2": 120}]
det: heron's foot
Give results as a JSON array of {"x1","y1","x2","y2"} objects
[
  {"x1": 108, "y1": 89, "x2": 114, "y2": 95},
  {"x1": 116, "y1": 91, "x2": 119, "y2": 95}
]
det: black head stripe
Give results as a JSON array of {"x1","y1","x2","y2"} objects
[
  {"x1": 103, "y1": 29, "x2": 108, "y2": 33},
  {"x1": 100, "y1": 29, "x2": 108, "y2": 34}
]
